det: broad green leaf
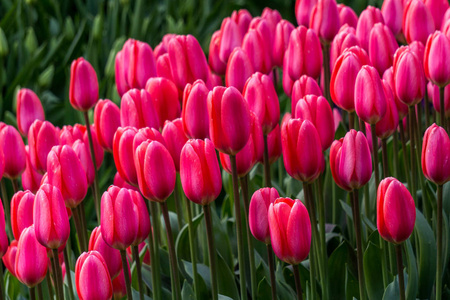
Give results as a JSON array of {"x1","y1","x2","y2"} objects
[
  {"x1": 175, "y1": 211, "x2": 204, "y2": 262},
  {"x1": 364, "y1": 241, "x2": 384, "y2": 300},
  {"x1": 382, "y1": 275, "x2": 400, "y2": 300},
  {"x1": 329, "y1": 241, "x2": 355, "y2": 299},
  {"x1": 217, "y1": 253, "x2": 240, "y2": 300},
  {"x1": 405, "y1": 240, "x2": 418, "y2": 300},
  {"x1": 181, "y1": 280, "x2": 195, "y2": 300}
]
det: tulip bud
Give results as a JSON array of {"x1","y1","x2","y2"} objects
[
  {"x1": 94, "y1": 99, "x2": 121, "y2": 152},
  {"x1": 225, "y1": 48, "x2": 254, "y2": 93},
  {"x1": 273, "y1": 20, "x2": 295, "y2": 68},
  {"x1": 34, "y1": 184, "x2": 70, "y2": 249},
  {"x1": 47, "y1": 145, "x2": 88, "y2": 208},
  {"x1": 208, "y1": 31, "x2": 227, "y2": 75},
  {"x1": 291, "y1": 75, "x2": 323, "y2": 116},
  {"x1": 11, "y1": 191, "x2": 35, "y2": 240},
  {"x1": 381, "y1": 0, "x2": 404, "y2": 36},
  {"x1": 0, "y1": 124, "x2": 26, "y2": 179},
  {"x1": 120, "y1": 89, "x2": 160, "y2": 130},
  {"x1": 28, "y1": 120, "x2": 60, "y2": 173},
  {"x1": 337, "y1": 4, "x2": 358, "y2": 29},
  {"x1": 113, "y1": 172, "x2": 139, "y2": 192},
  {"x1": 403, "y1": 0, "x2": 435, "y2": 45},
  {"x1": 424, "y1": 31, "x2": 450, "y2": 87},
  {"x1": 249, "y1": 187, "x2": 280, "y2": 244},
  {"x1": 145, "y1": 77, "x2": 180, "y2": 129},
  {"x1": 282, "y1": 57, "x2": 295, "y2": 97},
  {"x1": 75, "y1": 251, "x2": 113, "y2": 300},
  {"x1": 113, "y1": 127, "x2": 138, "y2": 186},
  {"x1": 0, "y1": 199, "x2": 7, "y2": 258},
  {"x1": 72, "y1": 140, "x2": 95, "y2": 186},
  {"x1": 2, "y1": 240, "x2": 18, "y2": 277},
  {"x1": 156, "y1": 53, "x2": 173, "y2": 82},
  {"x1": 268, "y1": 197, "x2": 311, "y2": 265},
  {"x1": 69, "y1": 57, "x2": 99, "y2": 112},
  {"x1": 16, "y1": 88, "x2": 45, "y2": 136},
  {"x1": 382, "y1": 67, "x2": 409, "y2": 119},
  {"x1": 393, "y1": 46, "x2": 426, "y2": 106},
  {"x1": 355, "y1": 65, "x2": 387, "y2": 124},
  {"x1": 218, "y1": 17, "x2": 242, "y2": 64},
  {"x1": 168, "y1": 35, "x2": 209, "y2": 90},
  {"x1": 207, "y1": 86, "x2": 251, "y2": 155},
  {"x1": 332, "y1": 130, "x2": 372, "y2": 190},
  {"x1": 133, "y1": 127, "x2": 166, "y2": 151},
  {"x1": 284, "y1": 26, "x2": 322, "y2": 81},
  {"x1": 243, "y1": 72, "x2": 280, "y2": 134},
  {"x1": 241, "y1": 28, "x2": 272, "y2": 74},
  {"x1": 368, "y1": 23, "x2": 399, "y2": 76},
  {"x1": 15, "y1": 225, "x2": 47, "y2": 287},
  {"x1": 101, "y1": 186, "x2": 139, "y2": 250},
  {"x1": 182, "y1": 80, "x2": 210, "y2": 139},
  {"x1": 377, "y1": 177, "x2": 416, "y2": 244},
  {"x1": 220, "y1": 112, "x2": 264, "y2": 177},
  {"x1": 267, "y1": 124, "x2": 282, "y2": 164},
  {"x1": 422, "y1": 124, "x2": 450, "y2": 185},
  {"x1": 329, "y1": 25, "x2": 360, "y2": 70},
  {"x1": 59, "y1": 124, "x2": 84, "y2": 146},
  {"x1": 295, "y1": 0, "x2": 317, "y2": 27},
  {"x1": 281, "y1": 119, "x2": 323, "y2": 183},
  {"x1": 427, "y1": 82, "x2": 450, "y2": 118},
  {"x1": 180, "y1": 139, "x2": 222, "y2": 206},
  {"x1": 162, "y1": 119, "x2": 188, "y2": 172},
  {"x1": 309, "y1": 0, "x2": 340, "y2": 43},
  {"x1": 356, "y1": 6, "x2": 385, "y2": 51},
  {"x1": 295, "y1": 95, "x2": 335, "y2": 151},
  {"x1": 135, "y1": 141, "x2": 176, "y2": 202},
  {"x1": 425, "y1": 0, "x2": 449, "y2": 30},
  {"x1": 375, "y1": 80, "x2": 399, "y2": 139},
  {"x1": 126, "y1": 241, "x2": 150, "y2": 266},
  {"x1": 21, "y1": 146, "x2": 43, "y2": 193}
]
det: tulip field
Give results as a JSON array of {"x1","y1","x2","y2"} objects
[{"x1": 1, "y1": 0, "x2": 450, "y2": 299}]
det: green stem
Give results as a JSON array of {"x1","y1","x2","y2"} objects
[
  {"x1": 29, "y1": 287, "x2": 36, "y2": 300},
  {"x1": 77, "y1": 204, "x2": 89, "y2": 252},
  {"x1": 173, "y1": 182, "x2": 184, "y2": 232},
  {"x1": 11, "y1": 179, "x2": 19, "y2": 194},
  {"x1": 184, "y1": 198, "x2": 200, "y2": 299},
  {"x1": 46, "y1": 273, "x2": 54, "y2": 300},
  {"x1": 396, "y1": 244, "x2": 406, "y2": 300},
  {"x1": 292, "y1": 264, "x2": 304, "y2": 300},
  {"x1": 37, "y1": 283, "x2": 44, "y2": 300},
  {"x1": 436, "y1": 184, "x2": 443, "y2": 300},
  {"x1": 240, "y1": 175, "x2": 257, "y2": 300},
  {"x1": 267, "y1": 244, "x2": 277, "y2": 300},
  {"x1": 370, "y1": 124, "x2": 380, "y2": 188},
  {"x1": 393, "y1": 132, "x2": 399, "y2": 178},
  {"x1": 381, "y1": 139, "x2": 389, "y2": 178},
  {"x1": 120, "y1": 250, "x2": 133, "y2": 300},
  {"x1": 83, "y1": 112, "x2": 100, "y2": 222},
  {"x1": 399, "y1": 123, "x2": 412, "y2": 192},
  {"x1": 149, "y1": 201, "x2": 162, "y2": 298},
  {"x1": 1, "y1": 180, "x2": 12, "y2": 240},
  {"x1": 53, "y1": 249, "x2": 65, "y2": 300},
  {"x1": 63, "y1": 247, "x2": 75, "y2": 300},
  {"x1": 439, "y1": 86, "x2": 447, "y2": 129},
  {"x1": 322, "y1": 43, "x2": 332, "y2": 106},
  {"x1": 132, "y1": 245, "x2": 145, "y2": 300},
  {"x1": 0, "y1": 260, "x2": 4, "y2": 300},
  {"x1": 424, "y1": 94, "x2": 430, "y2": 128},
  {"x1": 349, "y1": 111, "x2": 355, "y2": 130},
  {"x1": 314, "y1": 178, "x2": 329, "y2": 299},
  {"x1": 160, "y1": 202, "x2": 181, "y2": 300},
  {"x1": 146, "y1": 210, "x2": 160, "y2": 300},
  {"x1": 71, "y1": 207, "x2": 86, "y2": 253},
  {"x1": 203, "y1": 204, "x2": 218, "y2": 300},
  {"x1": 408, "y1": 108, "x2": 418, "y2": 204},
  {"x1": 350, "y1": 190, "x2": 367, "y2": 300},
  {"x1": 229, "y1": 155, "x2": 247, "y2": 300},
  {"x1": 263, "y1": 135, "x2": 271, "y2": 187}
]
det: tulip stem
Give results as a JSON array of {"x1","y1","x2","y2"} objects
[
  {"x1": 292, "y1": 264, "x2": 303, "y2": 300},
  {"x1": 370, "y1": 124, "x2": 380, "y2": 188},
  {"x1": 436, "y1": 184, "x2": 443, "y2": 300},
  {"x1": 71, "y1": 207, "x2": 86, "y2": 253},
  {"x1": 0, "y1": 180, "x2": 12, "y2": 240},
  {"x1": 11, "y1": 179, "x2": 19, "y2": 194},
  {"x1": 425, "y1": 93, "x2": 430, "y2": 128},
  {"x1": 148, "y1": 202, "x2": 162, "y2": 298},
  {"x1": 184, "y1": 197, "x2": 200, "y2": 299},
  {"x1": 146, "y1": 212, "x2": 160, "y2": 300},
  {"x1": 63, "y1": 248, "x2": 75, "y2": 300},
  {"x1": 83, "y1": 111, "x2": 100, "y2": 222},
  {"x1": 439, "y1": 86, "x2": 447, "y2": 129},
  {"x1": 349, "y1": 112, "x2": 355, "y2": 130},
  {"x1": 229, "y1": 155, "x2": 247, "y2": 300},
  {"x1": 29, "y1": 287, "x2": 36, "y2": 300},
  {"x1": 395, "y1": 244, "x2": 406, "y2": 300},
  {"x1": 53, "y1": 249, "x2": 65, "y2": 300},
  {"x1": 203, "y1": 204, "x2": 219, "y2": 300},
  {"x1": 120, "y1": 250, "x2": 133, "y2": 300},
  {"x1": 408, "y1": 109, "x2": 418, "y2": 204},
  {"x1": 173, "y1": 182, "x2": 184, "y2": 232},
  {"x1": 0, "y1": 258, "x2": 4, "y2": 300},
  {"x1": 267, "y1": 244, "x2": 277, "y2": 299},
  {"x1": 37, "y1": 283, "x2": 44, "y2": 300},
  {"x1": 322, "y1": 43, "x2": 332, "y2": 106},
  {"x1": 161, "y1": 202, "x2": 181, "y2": 300},
  {"x1": 393, "y1": 133, "x2": 399, "y2": 178},
  {"x1": 263, "y1": 135, "x2": 272, "y2": 187},
  {"x1": 46, "y1": 272, "x2": 54, "y2": 300},
  {"x1": 132, "y1": 245, "x2": 145, "y2": 300},
  {"x1": 399, "y1": 124, "x2": 412, "y2": 192},
  {"x1": 381, "y1": 138, "x2": 389, "y2": 178},
  {"x1": 241, "y1": 175, "x2": 257, "y2": 300},
  {"x1": 314, "y1": 177, "x2": 329, "y2": 300},
  {"x1": 350, "y1": 190, "x2": 367, "y2": 300}
]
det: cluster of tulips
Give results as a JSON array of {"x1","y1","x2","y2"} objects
[{"x1": 0, "y1": 0, "x2": 450, "y2": 299}]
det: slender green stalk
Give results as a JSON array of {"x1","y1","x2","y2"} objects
[
  {"x1": 203, "y1": 204, "x2": 218, "y2": 300},
  {"x1": 11, "y1": 179, "x2": 19, "y2": 194},
  {"x1": 160, "y1": 202, "x2": 181, "y2": 300},
  {"x1": 37, "y1": 283, "x2": 44, "y2": 300},
  {"x1": 393, "y1": 133, "x2": 399, "y2": 178},
  {"x1": 349, "y1": 111, "x2": 355, "y2": 130},
  {"x1": 1, "y1": 180, "x2": 12, "y2": 240},
  {"x1": 53, "y1": 249, "x2": 65, "y2": 300},
  {"x1": 46, "y1": 273, "x2": 54, "y2": 300},
  {"x1": 229, "y1": 155, "x2": 247, "y2": 300},
  {"x1": 132, "y1": 245, "x2": 145, "y2": 300},
  {"x1": 396, "y1": 244, "x2": 406, "y2": 300},
  {"x1": 184, "y1": 198, "x2": 200, "y2": 299},
  {"x1": 71, "y1": 207, "x2": 86, "y2": 253},
  {"x1": 120, "y1": 250, "x2": 133, "y2": 300},
  {"x1": 424, "y1": 94, "x2": 431, "y2": 128},
  {"x1": 83, "y1": 111, "x2": 100, "y2": 222},
  {"x1": 292, "y1": 264, "x2": 303, "y2": 300},
  {"x1": 381, "y1": 139, "x2": 389, "y2": 179},
  {"x1": 350, "y1": 191, "x2": 367, "y2": 300},
  {"x1": 173, "y1": 182, "x2": 184, "y2": 231},
  {"x1": 408, "y1": 109, "x2": 418, "y2": 203},
  {"x1": 149, "y1": 201, "x2": 162, "y2": 298},
  {"x1": 63, "y1": 247, "x2": 75, "y2": 300},
  {"x1": 29, "y1": 287, "x2": 36, "y2": 300},
  {"x1": 370, "y1": 124, "x2": 380, "y2": 188},
  {"x1": 267, "y1": 244, "x2": 277, "y2": 300},
  {"x1": 50, "y1": 254, "x2": 60, "y2": 300},
  {"x1": 439, "y1": 86, "x2": 447, "y2": 129},
  {"x1": 263, "y1": 135, "x2": 271, "y2": 187},
  {"x1": 146, "y1": 213, "x2": 160, "y2": 300},
  {"x1": 399, "y1": 124, "x2": 412, "y2": 191},
  {"x1": 240, "y1": 175, "x2": 257, "y2": 300},
  {"x1": 0, "y1": 259, "x2": 4, "y2": 300},
  {"x1": 322, "y1": 43, "x2": 332, "y2": 105},
  {"x1": 417, "y1": 101, "x2": 423, "y2": 138},
  {"x1": 436, "y1": 184, "x2": 443, "y2": 300},
  {"x1": 77, "y1": 204, "x2": 89, "y2": 252},
  {"x1": 314, "y1": 178, "x2": 329, "y2": 299}
]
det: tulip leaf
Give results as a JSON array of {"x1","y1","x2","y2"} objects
[
  {"x1": 132, "y1": 288, "x2": 151, "y2": 300},
  {"x1": 175, "y1": 211, "x2": 204, "y2": 262},
  {"x1": 404, "y1": 240, "x2": 418, "y2": 300},
  {"x1": 414, "y1": 208, "x2": 437, "y2": 298},
  {"x1": 257, "y1": 277, "x2": 271, "y2": 300},
  {"x1": 181, "y1": 280, "x2": 195, "y2": 300},
  {"x1": 345, "y1": 264, "x2": 359, "y2": 300},
  {"x1": 329, "y1": 241, "x2": 356, "y2": 300},
  {"x1": 443, "y1": 182, "x2": 450, "y2": 216},
  {"x1": 217, "y1": 253, "x2": 240, "y2": 300},
  {"x1": 382, "y1": 274, "x2": 401, "y2": 300},
  {"x1": 363, "y1": 241, "x2": 384, "y2": 300},
  {"x1": 210, "y1": 206, "x2": 234, "y2": 270}
]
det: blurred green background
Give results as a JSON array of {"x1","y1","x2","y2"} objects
[{"x1": 0, "y1": 0, "x2": 381, "y2": 128}]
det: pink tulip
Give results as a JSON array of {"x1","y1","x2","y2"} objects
[
  {"x1": 28, "y1": 120, "x2": 60, "y2": 173},
  {"x1": 267, "y1": 124, "x2": 282, "y2": 164},
  {"x1": 132, "y1": 127, "x2": 166, "y2": 152},
  {"x1": 382, "y1": 67, "x2": 409, "y2": 119},
  {"x1": 241, "y1": 28, "x2": 272, "y2": 74},
  {"x1": 329, "y1": 25, "x2": 360, "y2": 70},
  {"x1": 273, "y1": 20, "x2": 295, "y2": 68},
  {"x1": 22, "y1": 146, "x2": 42, "y2": 193},
  {"x1": 2, "y1": 240, "x2": 18, "y2": 277},
  {"x1": 69, "y1": 57, "x2": 99, "y2": 112},
  {"x1": 11, "y1": 191, "x2": 35, "y2": 240},
  {"x1": 424, "y1": 31, "x2": 450, "y2": 87},
  {"x1": 375, "y1": 80, "x2": 399, "y2": 139},
  {"x1": 156, "y1": 53, "x2": 173, "y2": 82},
  {"x1": 249, "y1": 187, "x2": 280, "y2": 244},
  {"x1": 422, "y1": 124, "x2": 450, "y2": 185},
  {"x1": 113, "y1": 127, "x2": 138, "y2": 186},
  {"x1": 424, "y1": 0, "x2": 449, "y2": 30},
  {"x1": 337, "y1": 4, "x2": 358, "y2": 29},
  {"x1": 291, "y1": 75, "x2": 323, "y2": 116},
  {"x1": 368, "y1": 23, "x2": 399, "y2": 76},
  {"x1": 427, "y1": 82, "x2": 450, "y2": 118},
  {"x1": 295, "y1": 0, "x2": 317, "y2": 27},
  {"x1": 94, "y1": 99, "x2": 121, "y2": 152},
  {"x1": 120, "y1": 89, "x2": 159, "y2": 130},
  {"x1": 16, "y1": 88, "x2": 45, "y2": 136},
  {"x1": 218, "y1": 17, "x2": 242, "y2": 64},
  {"x1": 381, "y1": 0, "x2": 404, "y2": 35},
  {"x1": 113, "y1": 172, "x2": 139, "y2": 192},
  {"x1": 162, "y1": 119, "x2": 188, "y2": 172},
  {"x1": 356, "y1": 6, "x2": 385, "y2": 51},
  {"x1": 0, "y1": 124, "x2": 26, "y2": 179},
  {"x1": 309, "y1": 0, "x2": 341, "y2": 43},
  {"x1": 208, "y1": 31, "x2": 227, "y2": 75},
  {"x1": 182, "y1": 79, "x2": 210, "y2": 139},
  {"x1": 268, "y1": 197, "x2": 311, "y2": 265},
  {"x1": 231, "y1": 9, "x2": 252, "y2": 38},
  {"x1": 403, "y1": 0, "x2": 435, "y2": 45},
  {"x1": 89, "y1": 227, "x2": 122, "y2": 280},
  {"x1": 225, "y1": 48, "x2": 254, "y2": 93},
  {"x1": 72, "y1": 140, "x2": 95, "y2": 186},
  {"x1": 75, "y1": 251, "x2": 113, "y2": 300}
]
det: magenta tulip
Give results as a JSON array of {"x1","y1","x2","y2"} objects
[
  {"x1": 113, "y1": 127, "x2": 138, "y2": 186},
  {"x1": 182, "y1": 79, "x2": 210, "y2": 139},
  {"x1": 94, "y1": 99, "x2": 121, "y2": 152},
  {"x1": 28, "y1": 120, "x2": 60, "y2": 173},
  {"x1": 225, "y1": 48, "x2": 254, "y2": 93},
  {"x1": 368, "y1": 23, "x2": 399, "y2": 76},
  {"x1": 11, "y1": 191, "x2": 35, "y2": 241},
  {"x1": 309, "y1": 0, "x2": 340, "y2": 43},
  {"x1": 356, "y1": 6, "x2": 385, "y2": 51},
  {"x1": 69, "y1": 57, "x2": 99, "y2": 112},
  {"x1": 249, "y1": 187, "x2": 280, "y2": 244},
  {"x1": 0, "y1": 124, "x2": 26, "y2": 179},
  {"x1": 75, "y1": 251, "x2": 113, "y2": 300},
  {"x1": 424, "y1": 31, "x2": 450, "y2": 87},
  {"x1": 16, "y1": 88, "x2": 45, "y2": 136},
  {"x1": 403, "y1": 0, "x2": 435, "y2": 45},
  {"x1": 120, "y1": 89, "x2": 159, "y2": 130},
  {"x1": 422, "y1": 124, "x2": 450, "y2": 185},
  {"x1": 162, "y1": 118, "x2": 188, "y2": 172}
]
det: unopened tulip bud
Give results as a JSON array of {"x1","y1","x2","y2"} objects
[
  {"x1": 120, "y1": 89, "x2": 159, "y2": 130},
  {"x1": 113, "y1": 127, "x2": 138, "y2": 186},
  {"x1": 337, "y1": 4, "x2": 358, "y2": 28},
  {"x1": 291, "y1": 75, "x2": 323, "y2": 116},
  {"x1": 0, "y1": 124, "x2": 26, "y2": 179},
  {"x1": 309, "y1": 0, "x2": 340, "y2": 43},
  {"x1": 424, "y1": 31, "x2": 450, "y2": 87},
  {"x1": 28, "y1": 120, "x2": 60, "y2": 173},
  {"x1": 145, "y1": 77, "x2": 180, "y2": 129},
  {"x1": 241, "y1": 28, "x2": 272, "y2": 74},
  {"x1": 403, "y1": 0, "x2": 435, "y2": 45},
  {"x1": 375, "y1": 80, "x2": 399, "y2": 139},
  {"x1": 267, "y1": 124, "x2": 282, "y2": 164},
  {"x1": 422, "y1": 124, "x2": 450, "y2": 185},
  {"x1": 295, "y1": 0, "x2": 317, "y2": 27},
  {"x1": 329, "y1": 25, "x2": 360, "y2": 70},
  {"x1": 382, "y1": 67, "x2": 409, "y2": 119},
  {"x1": 381, "y1": 0, "x2": 404, "y2": 35},
  {"x1": 225, "y1": 48, "x2": 254, "y2": 93},
  {"x1": 16, "y1": 88, "x2": 45, "y2": 136},
  {"x1": 162, "y1": 119, "x2": 188, "y2": 172},
  {"x1": 273, "y1": 20, "x2": 295, "y2": 68},
  {"x1": 75, "y1": 251, "x2": 113, "y2": 300},
  {"x1": 182, "y1": 80, "x2": 210, "y2": 139},
  {"x1": 69, "y1": 57, "x2": 99, "y2": 112},
  {"x1": 249, "y1": 188, "x2": 280, "y2": 244},
  {"x1": 369, "y1": 23, "x2": 399, "y2": 76},
  {"x1": 208, "y1": 31, "x2": 227, "y2": 75},
  {"x1": 2, "y1": 240, "x2": 18, "y2": 277},
  {"x1": 94, "y1": 99, "x2": 120, "y2": 152},
  {"x1": 11, "y1": 191, "x2": 35, "y2": 240},
  {"x1": 356, "y1": 6, "x2": 385, "y2": 51}
]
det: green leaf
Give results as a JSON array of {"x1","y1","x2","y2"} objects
[
  {"x1": 364, "y1": 241, "x2": 384, "y2": 300},
  {"x1": 132, "y1": 288, "x2": 151, "y2": 300},
  {"x1": 257, "y1": 277, "x2": 271, "y2": 300},
  {"x1": 217, "y1": 253, "x2": 240, "y2": 300},
  {"x1": 329, "y1": 241, "x2": 356, "y2": 299},
  {"x1": 382, "y1": 275, "x2": 400, "y2": 300},
  {"x1": 175, "y1": 211, "x2": 204, "y2": 262},
  {"x1": 181, "y1": 280, "x2": 195, "y2": 300},
  {"x1": 404, "y1": 240, "x2": 418, "y2": 300}
]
